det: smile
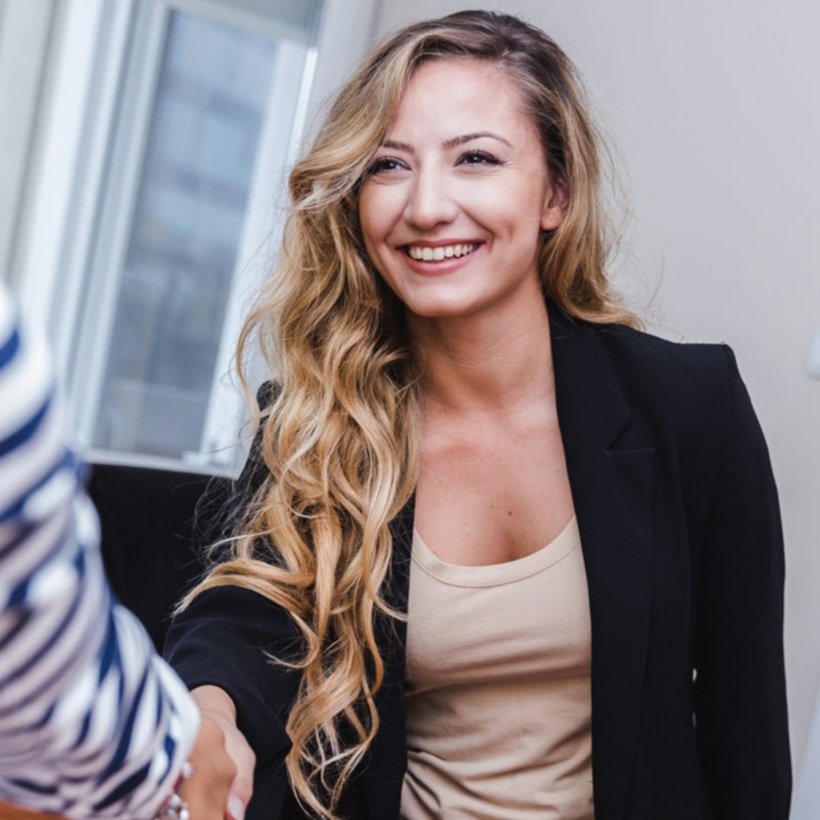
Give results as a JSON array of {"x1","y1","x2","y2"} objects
[{"x1": 405, "y1": 243, "x2": 480, "y2": 262}]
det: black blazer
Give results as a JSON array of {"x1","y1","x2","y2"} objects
[{"x1": 165, "y1": 310, "x2": 791, "y2": 819}]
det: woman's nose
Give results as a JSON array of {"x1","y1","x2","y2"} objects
[{"x1": 404, "y1": 168, "x2": 458, "y2": 229}]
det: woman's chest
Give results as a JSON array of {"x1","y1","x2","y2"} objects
[{"x1": 414, "y1": 425, "x2": 575, "y2": 566}]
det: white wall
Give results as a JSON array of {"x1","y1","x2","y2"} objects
[{"x1": 374, "y1": 0, "x2": 820, "y2": 775}]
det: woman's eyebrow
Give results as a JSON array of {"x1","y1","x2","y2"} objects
[
  {"x1": 444, "y1": 132, "x2": 513, "y2": 148},
  {"x1": 380, "y1": 132, "x2": 513, "y2": 152},
  {"x1": 381, "y1": 139, "x2": 412, "y2": 151}
]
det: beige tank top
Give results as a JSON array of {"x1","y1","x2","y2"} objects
[{"x1": 401, "y1": 517, "x2": 594, "y2": 819}]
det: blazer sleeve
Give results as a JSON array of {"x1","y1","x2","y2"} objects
[
  {"x1": 164, "y1": 381, "x2": 305, "y2": 819},
  {"x1": 694, "y1": 345, "x2": 791, "y2": 818},
  {"x1": 164, "y1": 586, "x2": 302, "y2": 819}
]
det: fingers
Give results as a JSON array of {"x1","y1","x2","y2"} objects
[{"x1": 224, "y1": 728, "x2": 255, "y2": 820}]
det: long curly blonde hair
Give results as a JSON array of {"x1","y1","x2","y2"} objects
[{"x1": 183, "y1": 10, "x2": 639, "y2": 818}]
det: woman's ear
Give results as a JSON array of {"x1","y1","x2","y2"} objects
[{"x1": 541, "y1": 174, "x2": 569, "y2": 232}]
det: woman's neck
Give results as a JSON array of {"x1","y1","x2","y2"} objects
[{"x1": 410, "y1": 295, "x2": 556, "y2": 419}]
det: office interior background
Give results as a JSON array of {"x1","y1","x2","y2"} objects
[{"x1": 0, "y1": 0, "x2": 818, "y2": 812}]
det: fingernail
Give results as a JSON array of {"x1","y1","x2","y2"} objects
[{"x1": 228, "y1": 795, "x2": 246, "y2": 820}]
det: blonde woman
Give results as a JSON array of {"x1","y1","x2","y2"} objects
[{"x1": 164, "y1": 11, "x2": 790, "y2": 820}]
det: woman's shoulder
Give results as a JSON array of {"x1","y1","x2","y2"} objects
[
  {"x1": 586, "y1": 319, "x2": 741, "y2": 409},
  {"x1": 590, "y1": 319, "x2": 733, "y2": 378},
  {"x1": 580, "y1": 318, "x2": 750, "y2": 443}
]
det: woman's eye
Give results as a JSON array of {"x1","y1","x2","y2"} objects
[
  {"x1": 458, "y1": 150, "x2": 503, "y2": 167},
  {"x1": 366, "y1": 157, "x2": 405, "y2": 175}
]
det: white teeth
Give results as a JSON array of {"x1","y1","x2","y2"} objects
[{"x1": 407, "y1": 243, "x2": 477, "y2": 261}]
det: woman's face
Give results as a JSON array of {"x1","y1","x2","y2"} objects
[{"x1": 358, "y1": 58, "x2": 566, "y2": 324}]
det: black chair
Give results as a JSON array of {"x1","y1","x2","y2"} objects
[{"x1": 86, "y1": 463, "x2": 232, "y2": 651}]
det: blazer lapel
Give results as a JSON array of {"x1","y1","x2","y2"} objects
[{"x1": 551, "y1": 311, "x2": 654, "y2": 820}]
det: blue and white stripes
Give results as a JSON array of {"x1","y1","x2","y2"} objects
[{"x1": 0, "y1": 287, "x2": 199, "y2": 818}]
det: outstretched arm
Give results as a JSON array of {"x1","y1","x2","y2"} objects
[{"x1": 0, "y1": 286, "x2": 236, "y2": 819}]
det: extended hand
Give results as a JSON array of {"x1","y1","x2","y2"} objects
[{"x1": 189, "y1": 686, "x2": 256, "y2": 820}]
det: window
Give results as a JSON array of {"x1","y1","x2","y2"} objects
[
  {"x1": 6, "y1": 0, "x2": 377, "y2": 473},
  {"x1": 52, "y1": 0, "x2": 350, "y2": 473}
]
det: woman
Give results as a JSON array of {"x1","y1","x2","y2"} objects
[{"x1": 164, "y1": 11, "x2": 791, "y2": 820}]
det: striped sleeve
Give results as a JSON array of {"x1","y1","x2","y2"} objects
[{"x1": 0, "y1": 287, "x2": 200, "y2": 819}]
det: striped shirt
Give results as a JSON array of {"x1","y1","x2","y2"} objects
[{"x1": 0, "y1": 286, "x2": 200, "y2": 818}]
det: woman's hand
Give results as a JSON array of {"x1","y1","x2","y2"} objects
[
  {"x1": 178, "y1": 713, "x2": 236, "y2": 819},
  {"x1": 188, "y1": 686, "x2": 256, "y2": 820}
]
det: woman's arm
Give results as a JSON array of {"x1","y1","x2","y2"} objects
[
  {"x1": 694, "y1": 346, "x2": 791, "y2": 818},
  {"x1": 164, "y1": 585, "x2": 303, "y2": 818}
]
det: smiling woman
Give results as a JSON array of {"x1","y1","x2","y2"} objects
[
  {"x1": 163, "y1": 10, "x2": 790, "y2": 820},
  {"x1": 359, "y1": 59, "x2": 565, "y2": 323}
]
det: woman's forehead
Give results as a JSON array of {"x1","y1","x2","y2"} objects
[
  {"x1": 404, "y1": 57, "x2": 521, "y2": 100},
  {"x1": 386, "y1": 59, "x2": 536, "y2": 144}
]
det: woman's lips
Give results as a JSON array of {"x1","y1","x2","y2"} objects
[
  {"x1": 405, "y1": 242, "x2": 479, "y2": 262},
  {"x1": 400, "y1": 242, "x2": 483, "y2": 275}
]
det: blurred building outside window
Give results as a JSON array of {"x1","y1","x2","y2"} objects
[{"x1": 68, "y1": 0, "x2": 323, "y2": 473}]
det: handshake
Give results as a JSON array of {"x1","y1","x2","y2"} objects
[{"x1": 0, "y1": 687, "x2": 254, "y2": 820}]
